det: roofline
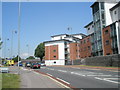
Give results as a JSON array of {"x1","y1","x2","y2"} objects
[
  {"x1": 84, "y1": 21, "x2": 93, "y2": 28},
  {"x1": 110, "y1": 2, "x2": 120, "y2": 11},
  {"x1": 90, "y1": 2, "x2": 98, "y2": 8},
  {"x1": 51, "y1": 34, "x2": 69, "y2": 37},
  {"x1": 44, "y1": 39, "x2": 72, "y2": 44},
  {"x1": 71, "y1": 33, "x2": 86, "y2": 36}
]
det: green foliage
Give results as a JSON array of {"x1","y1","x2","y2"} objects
[
  {"x1": 0, "y1": 37, "x2": 3, "y2": 49},
  {"x1": 34, "y1": 43, "x2": 45, "y2": 61},
  {"x1": 26, "y1": 56, "x2": 35, "y2": 59},
  {"x1": 12, "y1": 55, "x2": 21, "y2": 62}
]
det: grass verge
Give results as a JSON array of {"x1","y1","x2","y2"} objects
[{"x1": 2, "y1": 73, "x2": 20, "y2": 88}]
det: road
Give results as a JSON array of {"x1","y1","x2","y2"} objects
[{"x1": 35, "y1": 66, "x2": 119, "y2": 89}]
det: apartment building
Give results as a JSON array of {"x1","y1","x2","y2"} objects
[
  {"x1": 44, "y1": 34, "x2": 85, "y2": 65},
  {"x1": 102, "y1": 2, "x2": 120, "y2": 55},
  {"x1": 90, "y1": 2, "x2": 116, "y2": 56}
]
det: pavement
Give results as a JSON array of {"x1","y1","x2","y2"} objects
[
  {"x1": 36, "y1": 66, "x2": 120, "y2": 89},
  {"x1": 8, "y1": 66, "x2": 64, "y2": 88}
]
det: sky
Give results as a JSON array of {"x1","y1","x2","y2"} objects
[{"x1": 2, "y1": 2, "x2": 94, "y2": 59}]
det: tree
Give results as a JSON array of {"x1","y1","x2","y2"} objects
[
  {"x1": 34, "y1": 43, "x2": 45, "y2": 62},
  {"x1": 0, "y1": 37, "x2": 3, "y2": 49},
  {"x1": 12, "y1": 55, "x2": 21, "y2": 62},
  {"x1": 26, "y1": 56, "x2": 35, "y2": 59}
]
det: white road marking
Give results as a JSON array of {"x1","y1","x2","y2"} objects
[
  {"x1": 87, "y1": 75, "x2": 112, "y2": 77},
  {"x1": 70, "y1": 72, "x2": 86, "y2": 77},
  {"x1": 58, "y1": 70, "x2": 67, "y2": 73},
  {"x1": 49, "y1": 68, "x2": 55, "y2": 70},
  {"x1": 104, "y1": 78, "x2": 119, "y2": 80},
  {"x1": 56, "y1": 77, "x2": 70, "y2": 84},
  {"x1": 95, "y1": 77, "x2": 120, "y2": 84},
  {"x1": 47, "y1": 73, "x2": 53, "y2": 76}
]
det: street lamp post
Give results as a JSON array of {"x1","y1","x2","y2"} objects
[
  {"x1": 11, "y1": 30, "x2": 17, "y2": 60},
  {"x1": 4, "y1": 38, "x2": 9, "y2": 60},
  {"x1": 26, "y1": 44, "x2": 29, "y2": 58},
  {"x1": 18, "y1": 0, "x2": 21, "y2": 67}
]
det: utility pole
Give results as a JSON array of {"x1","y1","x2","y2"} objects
[
  {"x1": 11, "y1": 30, "x2": 17, "y2": 60},
  {"x1": 26, "y1": 44, "x2": 29, "y2": 58},
  {"x1": 18, "y1": 0, "x2": 21, "y2": 67}
]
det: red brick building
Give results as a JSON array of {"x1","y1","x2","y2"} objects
[
  {"x1": 102, "y1": 26, "x2": 113, "y2": 56},
  {"x1": 79, "y1": 35, "x2": 92, "y2": 58}
]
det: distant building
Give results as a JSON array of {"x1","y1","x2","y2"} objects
[{"x1": 44, "y1": 33, "x2": 85, "y2": 65}]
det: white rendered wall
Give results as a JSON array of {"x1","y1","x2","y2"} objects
[
  {"x1": 45, "y1": 60, "x2": 65, "y2": 65},
  {"x1": 116, "y1": 22, "x2": 120, "y2": 54},
  {"x1": 86, "y1": 24, "x2": 94, "y2": 35},
  {"x1": 110, "y1": 8, "x2": 119, "y2": 22},
  {"x1": 104, "y1": 3, "x2": 116, "y2": 26}
]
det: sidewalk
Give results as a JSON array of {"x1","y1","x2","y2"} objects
[
  {"x1": 52, "y1": 65, "x2": 119, "y2": 71},
  {"x1": 9, "y1": 66, "x2": 64, "y2": 88}
]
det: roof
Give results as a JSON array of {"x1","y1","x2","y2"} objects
[
  {"x1": 71, "y1": 33, "x2": 86, "y2": 36},
  {"x1": 84, "y1": 21, "x2": 93, "y2": 28},
  {"x1": 90, "y1": 2, "x2": 98, "y2": 8},
  {"x1": 44, "y1": 39, "x2": 72, "y2": 44},
  {"x1": 51, "y1": 34, "x2": 69, "y2": 37},
  {"x1": 110, "y1": 2, "x2": 120, "y2": 11},
  {"x1": 65, "y1": 35, "x2": 81, "y2": 40}
]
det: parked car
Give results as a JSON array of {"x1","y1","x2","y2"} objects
[
  {"x1": 16, "y1": 63, "x2": 23, "y2": 67},
  {"x1": 25, "y1": 62, "x2": 31, "y2": 67},
  {"x1": 40, "y1": 63, "x2": 46, "y2": 66},
  {"x1": 30, "y1": 63, "x2": 41, "y2": 69}
]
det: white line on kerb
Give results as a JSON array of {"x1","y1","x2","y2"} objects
[
  {"x1": 56, "y1": 77, "x2": 70, "y2": 85},
  {"x1": 33, "y1": 72, "x2": 39, "y2": 75},
  {"x1": 95, "y1": 77, "x2": 120, "y2": 84},
  {"x1": 47, "y1": 73, "x2": 53, "y2": 76}
]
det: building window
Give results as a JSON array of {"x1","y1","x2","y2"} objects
[
  {"x1": 88, "y1": 46, "x2": 90, "y2": 50},
  {"x1": 106, "y1": 40, "x2": 109, "y2": 45},
  {"x1": 87, "y1": 38, "x2": 90, "y2": 42},
  {"x1": 114, "y1": 11, "x2": 117, "y2": 14},
  {"x1": 84, "y1": 40, "x2": 86, "y2": 44},
  {"x1": 88, "y1": 28, "x2": 90, "y2": 30},
  {"x1": 105, "y1": 30, "x2": 108, "y2": 34},
  {"x1": 106, "y1": 53, "x2": 110, "y2": 55},
  {"x1": 53, "y1": 50, "x2": 56, "y2": 52},
  {"x1": 81, "y1": 41, "x2": 82, "y2": 44},
  {"x1": 53, "y1": 56, "x2": 56, "y2": 58},
  {"x1": 84, "y1": 47, "x2": 86, "y2": 51}
]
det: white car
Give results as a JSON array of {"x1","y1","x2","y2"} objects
[{"x1": 0, "y1": 67, "x2": 9, "y2": 73}]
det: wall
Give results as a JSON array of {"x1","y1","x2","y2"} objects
[
  {"x1": 45, "y1": 45, "x2": 58, "y2": 60},
  {"x1": 45, "y1": 41, "x2": 65, "y2": 60},
  {"x1": 105, "y1": 3, "x2": 116, "y2": 26},
  {"x1": 102, "y1": 26, "x2": 113, "y2": 55},
  {"x1": 79, "y1": 36, "x2": 92, "y2": 58},
  {"x1": 84, "y1": 54, "x2": 120, "y2": 67},
  {"x1": 45, "y1": 60, "x2": 65, "y2": 65},
  {"x1": 69, "y1": 43, "x2": 78, "y2": 60}
]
